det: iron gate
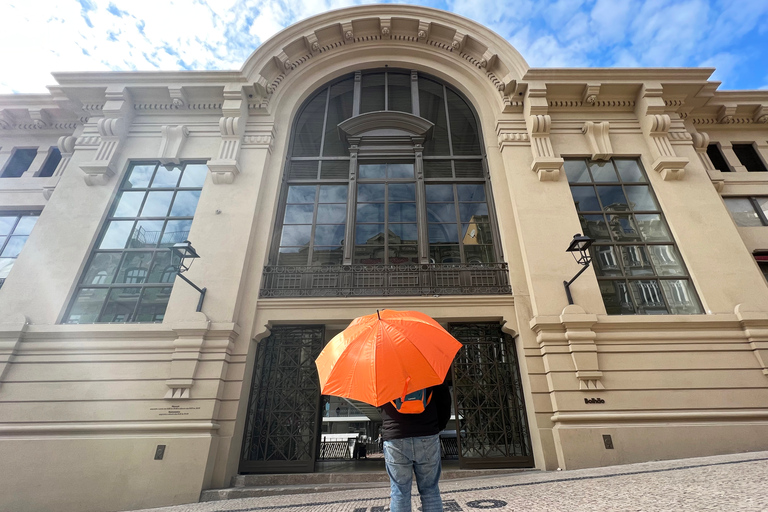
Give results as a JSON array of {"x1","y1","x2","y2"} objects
[
  {"x1": 449, "y1": 323, "x2": 533, "y2": 468},
  {"x1": 240, "y1": 325, "x2": 324, "y2": 473}
]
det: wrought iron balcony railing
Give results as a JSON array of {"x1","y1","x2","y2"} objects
[{"x1": 259, "y1": 263, "x2": 512, "y2": 298}]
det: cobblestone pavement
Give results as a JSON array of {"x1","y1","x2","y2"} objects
[{"x1": 134, "y1": 451, "x2": 768, "y2": 512}]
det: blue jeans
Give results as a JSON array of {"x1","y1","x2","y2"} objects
[{"x1": 383, "y1": 434, "x2": 443, "y2": 512}]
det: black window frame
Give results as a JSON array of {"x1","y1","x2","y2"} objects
[
  {"x1": 732, "y1": 143, "x2": 768, "y2": 172},
  {"x1": 723, "y1": 196, "x2": 768, "y2": 226}
]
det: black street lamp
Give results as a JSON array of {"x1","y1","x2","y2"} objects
[
  {"x1": 563, "y1": 233, "x2": 594, "y2": 305},
  {"x1": 171, "y1": 240, "x2": 206, "y2": 312}
]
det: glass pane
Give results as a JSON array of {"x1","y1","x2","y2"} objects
[
  {"x1": 277, "y1": 247, "x2": 308, "y2": 265},
  {"x1": 630, "y1": 280, "x2": 667, "y2": 313},
  {"x1": 356, "y1": 224, "x2": 385, "y2": 244},
  {"x1": 423, "y1": 160, "x2": 452, "y2": 178},
  {"x1": 129, "y1": 220, "x2": 164, "y2": 248},
  {"x1": 579, "y1": 214, "x2": 611, "y2": 242},
  {"x1": 323, "y1": 78, "x2": 354, "y2": 157},
  {"x1": 419, "y1": 78, "x2": 450, "y2": 156},
  {"x1": 150, "y1": 166, "x2": 181, "y2": 187},
  {"x1": 459, "y1": 203, "x2": 489, "y2": 223},
  {"x1": 124, "y1": 164, "x2": 155, "y2": 188},
  {"x1": 388, "y1": 163, "x2": 414, "y2": 178},
  {"x1": 179, "y1": 163, "x2": 208, "y2": 187},
  {"x1": 599, "y1": 280, "x2": 635, "y2": 315},
  {"x1": 389, "y1": 223, "x2": 418, "y2": 244},
  {"x1": 359, "y1": 164, "x2": 386, "y2": 179},
  {"x1": 320, "y1": 160, "x2": 348, "y2": 179},
  {"x1": 115, "y1": 252, "x2": 153, "y2": 284},
  {"x1": 0, "y1": 217, "x2": 16, "y2": 235},
  {"x1": 596, "y1": 186, "x2": 628, "y2": 211},
  {"x1": 0, "y1": 258, "x2": 13, "y2": 279},
  {"x1": 148, "y1": 251, "x2": 179, "y2": 283},
  {"x1": 454, "y1": 161, "x2": 484, "y2": 178},
  {"x1": 358, "y1": 184, "x2": 384, "y2": 201},
  {"x1": 426, "y1": 185, "x2": 454, "y2": 202},
  {"x1": 636, "y1": 214, "x2": 672, "y2": 242},
  {"x1": 626, "y1": 186, "x2": 658, "y2": 211},
  {"x1": 570, "y1": 186, "x2": 601, "y2": 212},
  {"x1": 620, "y1": 246, "x2": 654, "y2": 276},
  {"x1": 312, "y1": 247, "x2": 343, "y2": 266},
  {"x1": 430, "y1": 245, "x2": 461, "y2": 264},
  {"x1": 388, "y1": 245, "x2": 418, "y2": 264},
  {"x1": 648, "y1": 245, "x2": 686, "y2": 276},
  {"x1": 589, "y1": 161, "x2": 618, "y2": 182},
  {"x1": 724, "y1": 198, "x2": 762, "y2": 227},
  {"x1": 317, "y1": 204, "x2": 346, "y2": 223},
  {"x1": 564, "y1": 160, "x2": 591, "y2": 183},
  {"x1": 135, "y1": 287, "x2": 171, "y2": 322},
  {"x1": 661, "y1": 280, "x2": 702, "y2": 314},
  {"x1": 357, "y1": 203, "x2": 385, "y2": 222},
  {"x1": 388, "y1": 73, "x2": 412, "y2": 113},
  {"x1": 314, "y1": 224, "x2": 345, "y2": 246},
  {"x1": 66, "y1": 288, "x2": 109, "y2": 324},
  {"x1": 140, "y1": 191, "x2": 174, "y2": 217},
  {"x1": 169, "y1": 190, "x2": 200, "y2": 217},
  {"x1": 354, "y1": 245, "x2": 384, "y2": 264},
  {"x1": 447, "y1": 89, "x2": 480, "y2": 155},
  {"x1": 280, "y1": 224, "x2": 312, "y2": 247},
  {"x1": 361, "y1": 73, "x2": 385, "y2": 113},
  {"x1": 285, "y1": 205, "x2": 314, "y2": 224},
  {"x1": 83, "y1": 253, "x2": 122, "y2": 285},
  {"x1": 99, "y1": 221, "x2": 134, "y2": 249},
  {"x1": 389, "y1": 183, "x2": 415, "y2": 202},
  {"x1": 592, "y1": 246, "x2": 622, "y2": 276},
  {"x1": 465, "y1": 245, "x2": 495, "y2": 264},
  {"x1": 1, "y1": 236, "x2": 27, "y2": 257},
  {"x1": 427, "y1": 203, "x2": 456, "y2": 223},
  {"x1": 457, "y1": 184, "x2": 486, "y2": 202},
  {"x1": 14, "y1": 216, "x2": 38, "y2": 235},
  {"x1": 112, "y1": 191, "x2": 144, "y2": 217},
  {"x1": 287, "y1": 186, "x2": 317, "y2": 204},
  {"x1": 388, "y1": 203, "x2": 417, "y2": 223},
  {"x1": 429, "y1": 223, "x2": 459, "y2": 243},
  {"x1": 293, "y1": 90, "x2": 326, "y2": 157},
  {"x1": 615, "y1": 159, "x2": 645, "y2": 182},
  {"x1": 98, "y1": 288, "x2": 141, "y2": 323},
  {"x1": 160, "y1": 220, "x2": 192, "y2": 247},
  {"x1": 319, "y1": 185, "x2": 348, "y2": 203},
  {"x1": 606, "y1": 214, "x2": 641, "y2": 241},
  {"x1": 755, "y1": 197, "x2": 768, "y2": 221},
  {"x1": 462, "y1": 223, "x2": 493, "y2": 244}
]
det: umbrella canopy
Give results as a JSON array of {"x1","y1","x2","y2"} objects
[{"x1": 315, "y1": 309, "x2": 462, "y2": 407}]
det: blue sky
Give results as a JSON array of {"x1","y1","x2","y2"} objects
[{"x1": 2, "y1": 0, "x2": 767, "y2": 94}]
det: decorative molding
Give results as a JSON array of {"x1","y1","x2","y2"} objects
[
  {"x1": 165, "y1": 321, "x2": 210, "y2": 400},
  {"x1": 711, "y1": 178, "x2": 725, "y2": 192},
  {"x1": 0, "y1": 317, "x2": 29, "y2": 391},
  {"x1": 582, "y1": 121, "x2": 613, "y2": 161},
  {"x1": 692, "y1": 131, "x2": 716, "y2": 172},
  {"x1": 754, "y1": 106, "x2": 768, "y2": 124},
  {"x1": 582, "y1": 83, "x2": 600, "y2": 105},
  {"x1": 80, "y1": 86, "x2": 133, "y2": 186},
  {"x1": 208, "y1": 86, "x2": 249, "y2": 185},
  {"x1": 735, "y1": 304, "x2": 768, "y2": 377},
  {"x1": 497, "y1": 131, "x2": 530, "y2": 147},
  {"x1": 169, "y1": 85, "x2": 189, "y2": 108},
  {"x1": 41, "y1": 135, "x2": 77, "y2": 200},
  {"x1": 242, "y1": 130, "x2": 275, "y2": 152},
  {"x1": 644, "y1": 114, "x2": 688, "y2": 181},
  {"x1": 528, "y1": 114, "x2": 563, "y2": 181},
  {"x1": 717, "y1": 105, "x2": 737, "y2": 124},
  {"x1": 157, "y1": 125, "x2": 189, "y2": 166},
  {"x1": 0, "y1": 109, "x2": 14, "y2": 129}
]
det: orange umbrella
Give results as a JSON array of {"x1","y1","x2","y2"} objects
[{"x1": 315, "y1": 309, "x2": 462, "y2": 407}]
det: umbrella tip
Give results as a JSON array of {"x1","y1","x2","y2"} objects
[{"x1": 377, "y1": 309, "x2": 381, "y2": 320}]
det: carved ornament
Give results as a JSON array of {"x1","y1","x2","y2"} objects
[{"x1": 582, "y1": 121, "x2": 613, "y2": 161}]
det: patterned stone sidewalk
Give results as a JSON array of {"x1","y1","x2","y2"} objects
[{"x1": 134, "y1": 450, "x2": 768, "y2": 512}]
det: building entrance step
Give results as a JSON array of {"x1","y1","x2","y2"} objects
[{"x1": 200, "y1": 467, "x2": 536, "y2": 502}]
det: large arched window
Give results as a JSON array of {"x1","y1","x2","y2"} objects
[{"x1": 271, "y1": 69, "x2": 500, "y2": 270}]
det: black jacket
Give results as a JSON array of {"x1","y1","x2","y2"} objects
[{"x1": 380, "y1": 383, "x2": 452, "y2": 441}]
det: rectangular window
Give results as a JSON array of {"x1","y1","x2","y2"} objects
[
  {"x1": 63, "y1": 162, "x2": 207, "y2": 324},
  {"x1": 706, "y1": 144, "x2": 731, "y2": 172},
  {"x1": 732, "y1": 144, "x2": 767, "y2": 172},
  {"x1": 724, "y1": 197, "x2": 768, "y2": 226},
  {"x1": 565, "y1": 158, "x2": 703, "y2": 315},
  {"x1": 38, "y1": 147, "x2": 62, "y2": 177},
  {"x1": 0, "y1": 212, "x2": 40, "y2": 288},
  {"x1": 1, "y1": 148, "x2": 37, "y2": 178}
]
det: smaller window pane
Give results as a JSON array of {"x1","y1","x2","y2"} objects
[
  {"x1": 756, "y1": 198, "x2": 768, "y2": 221},
  {"x1": 179, "y1": 164, "x2": 208, "y2": 187},
  {"x1": 284, "y1": 205, "x2": 314, "y2": 224},
  {"x1": 578, "y1": 215, "x2": 611, "y2": 242},
  {"x1": 66, "y1": 288, "x2": 109, "y2": 324},
  {"x1": 319, "y1": 185, "x2": 348, "y2": 203},
  {"x1": 0, "y1": 257, "x2": 13, "y2": 279},
  {"x1": 423, "y1": 160, "x2": 453, "y2": 178},
  {"x1": 0, "y1": 217, "x2": 16, "y2": 235},
  {"x1": 454, "y1": 161, "x2": 484, "y2": 179},
  {"x1": 446, "y1": 89, "x2": 480, "y2": 155},
  {"x1": 277, "y1": 248, "x2": 308, "y2": 265},
  {"x1": 147, "y1": 251, "x2": 179, "y2": 283},
  {"x1": 389, "y1": 184, "x2": 416, "y2": 202},
  {"x1": 129, "y1": 220, "x2": 164, "y2": 248},
  {"x1": 314, "y1": 224, "x2": 346, "y2": 246},
  {"x1": 1, "y1": 149, "x2": 37, "y2": 178},
  {"x1": 115, "y1": 252, "x2": 153, "y2": 284},
  {"x1": 359, "y1": 164, "x2": 386, "y2": 179},
  {"x1": 160, "y1": 220, "x2": 192, "y2": 247},
  {"x1": 169, "y1": 191, "x2": 200, "y2": 217},
  {"x1": 389, "y1": 203, "x2": 417, "y2": 223},
  {"x1": 430, "y1": 245, "x2": 461, "y2": 264},
  {"x1": 124, "y1": 165, "x2": 156, "y2": 188},
  {"x1": 99, "y1": 221, "x2": 134, "y2": 249},
  {"x1": 358, "y1": 184, "x2": 385, "y2": 202},
  {"x1": 636, "y1": 214, "x2": 672, "y2": 242},
  {"x1": 661, "y1": 280, "x2": 702, "y2": 314},
  {"x1": 459, "y1": 203, "x2": 488, "y2": 222},
  {"x1": 140, "y1": 191, "x2": 174, "y2": 217},
  {"x1": 356, "y1": 224, "x2": 385, "y2": 245},
  {"x1": 388, "y1": 245, "x2": 418, "y2": 264},
  {"x1": 599, "y1": 280, "x2": 635, "y2": 315},
  {"x1": 724, "y1": 198, "x2": 762, "y2": 227},
  {"x1": 360, "y1": 73, "x2": 385, "y2": 113},
  {"x1": 630, "y1": 280, "x2": 667, "y2": 314},
  {"x1": 428, "y1": 223, "x2": 459, "y2": 243},
  {"x1": 597, "y1": 186, "x2": 628, "y2": 211},
  {"x1": 648, "y1": 245, "x2": 686, "y2": 276},
  {"x1": 357, "y1": 203, "x2": 385, "y2": 222},
  {"x1": 317, "y1": 204, "x2": 346, "y2": 223},
  {"x1": 38, "y1": 148, "x2": 62, "y2": 177},
  {"x1": 732, "y1": 144, "x2": 767, "y2": 172},
  {"x1": 388, "y1": 163, "x2": 414, "y2": 179},
  {"x1": 464, "y1": 245, "x2": 495, "y2": 264},
  {"x1": 354, "y1": 245, "x2": 384, "y2": 264},
  {"x1": 98, "y1": 288, "x2": 141, "y2": 323},
  {"x1": 427, "y1": 203, "x2": 457, "y2": 223},
  {"x1": 571, "y1": 186, "x2": 601, "y2": 212},
  {"x1": 564, "y1": 160, "x2": 591, "y2": 183},
  {"x1": 615, "y1": 159, "x2": 646, "y2": 182},
  {"x1": 287, "y1": 186, "x2": 317, "y2": 203},
  {"x1": 388, "y1": 73, "x2": 412, "y2": 113},
  {"x1": 319, "y1": 161, "x2": 349, "y2": 180},
  {"x1": 293, "y1": 91, "x2": 326, "y2": 157},
  {"x1": 462, "y1": 223, "x2": 493, "y2": 244},
  {"x1": 13, "y1": 216, "x2": 38, "y2": 235},
  {"x1": 589, "y1": 161, "x2": 618, "y2": 182},
  {"x1": 707, "y1": 145, "x2": 731, "y2": 173},
  {"x1": 112, "y1": 191, "x2": 145, "y2": 218},
  {"x1": 426, "y1": 184, "x2": 454, "y2": 202},
  {"x1": 83, "y1": 253, "x2": 122, "y2": 285},
  {"x1": 135, "y1": 287, "x2": 171, "y2": 322},
  {"x1": 150, "y1": 166, "x2": 181, "y2": 187},
  {"x1": 626, "y1": 186, "x2": 658, "y2": 211},
  {"x1": 620, "y1": 246, "x2": 654, "y2": 276},
  {"x1": 593, "y1": 246, "x2": 622, "y2": 276},
  {"x1": 389, "y1": 223, "x2": 418, "y2": 244},
  {"x1": 606, "y1": 214, "x2": 642, "y2": 242},
  {"x1": 457, "y1": 184, "x2": 486, "y2": 202},
  {"x1": 312, "y1": 247, "x2": 343, "y2": 266}
]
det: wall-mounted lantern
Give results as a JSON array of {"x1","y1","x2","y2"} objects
[
  {"x1": 563, "y1": 233, "x2": 594, "y2": 305},
  {"x1": 171, "y1": 240, "x2": 206, "y2": 312}
]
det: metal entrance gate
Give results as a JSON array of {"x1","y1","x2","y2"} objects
[
  {"x1": 240, "y1": 325, "x2": 324, "y2": 473},
  {"x1": 449, "y1": 323, "x2": 533, "y2": 468}
]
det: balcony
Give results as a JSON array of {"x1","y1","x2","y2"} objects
[{"x1": 259, "y1": 263, "x2": 512, "y2": 298}]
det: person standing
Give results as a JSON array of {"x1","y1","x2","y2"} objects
[{"x1": 379, "y1": 382, "x2": 452, "y2": 512}]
